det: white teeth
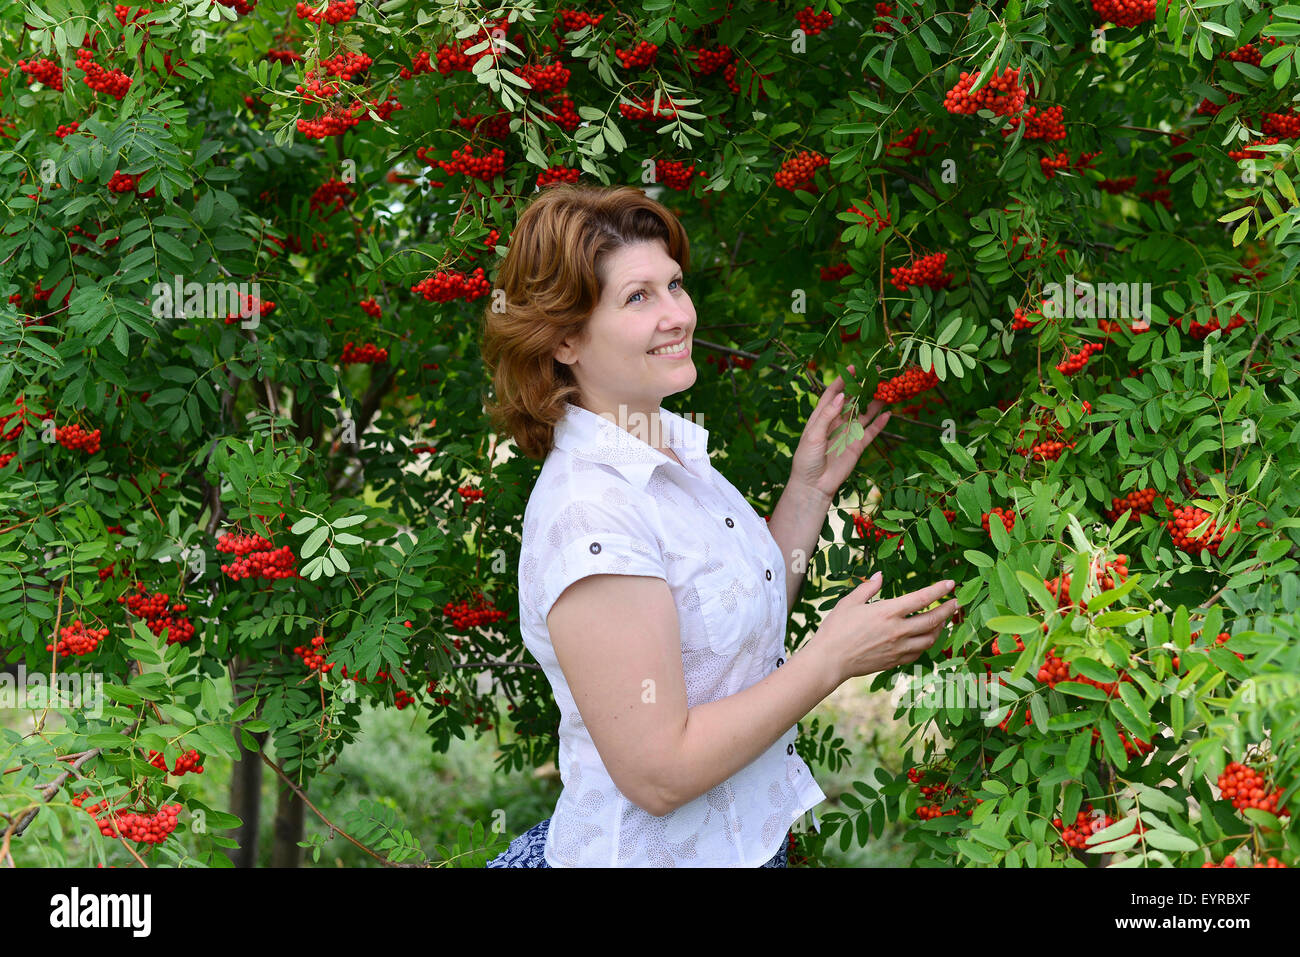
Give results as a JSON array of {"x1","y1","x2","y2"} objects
[{"x1": 649, "y1": 341, "x2": 687, "y2": 356}]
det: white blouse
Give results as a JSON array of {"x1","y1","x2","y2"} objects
[{"x1": 517, "y1": 401, "x2": 826, "y2": 867}]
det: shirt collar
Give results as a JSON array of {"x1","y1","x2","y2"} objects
[{"x1": 550, "y1": 401, "x2": 711, "y2": 491}]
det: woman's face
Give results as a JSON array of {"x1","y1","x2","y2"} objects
[{"x1": 554, "y1": 239, "x2": 697, "y2": 420}]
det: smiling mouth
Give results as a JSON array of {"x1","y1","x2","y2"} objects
[{"x1": 647, "y1": 340, "x2": 689, "y2": 356}]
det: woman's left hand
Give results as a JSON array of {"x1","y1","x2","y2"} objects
[{"x1": 788, "y1": 364, "x2": 892, "y2": 502}]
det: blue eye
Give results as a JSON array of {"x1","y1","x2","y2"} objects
[{"x1": 628, "y1": 279, "x2": 683, "y2": 304}]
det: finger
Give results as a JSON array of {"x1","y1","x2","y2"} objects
[
  {"x1": 902, "y1": 599, "x2": 960, "y2": 637},
  {"x1": 890, "y1": 579, "x2": 957, "y2": 616},
  {"x1": 847, "y1": 570, "x2": 883, "y2": 602}
]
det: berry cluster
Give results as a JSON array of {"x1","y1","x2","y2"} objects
[
  {"x1": 1104, "y1": 487, "x2": 1158, "y2": 522},
  {"x1": 615, "y1": 41, "x2": 659, "y2": 70},
  {"x1": 1056, "y1": 341, "x2": 1105, "y2": 375},
  {"x1": 703, "y1": 353, "x2": 754, "y2": 371},
  {"x1": 1203, "y1": 856, "x2": 1288, "y2": 868},
  {"x1": 537, "y1": 165, "x2": 582, "y2": 188},
  {"x1": 873, "y1": 2, "x2": 916, "y2": 33},
  {"x1": 217, "y1": 0, "x2": 257, "y2": 13},
  {"x1": 1011, "y1": 304, "x2": 1043, "y2": 331},
  {"x1": 359, "y1": 298, "x2": 381, "y2": 318},
  {"x1": 723, "y1": 61, "x2": 773, "y2": 98},
  {"x1": 444, "y1": 592, "x2": 508, "y2": 632},
  {"x1": 309, "y1": 178, "x2": 355, "y2": 218},
  {"x1": 540, "y1": 94, "x2": 581, "y2": 132},
  {"x1": 795, "y1": 6, "x2": 834, "y2": 34},
  {"x1": 620, "y1": 95, "x2": 685, "y2": 121},
  {"x1": 823, "y1": 263, "x2": 854, "y2": 285},
  {"x1": 943, "y1": 67, "x2": 1027, "y2": 117},
  {"x1": 1170, "y1": 312, "x2": 1247, "y2": 340},
  {"x1": 1054, "y1": 806, "x2": 1135, "y2": 849},
  {"x1": 149, "y1": 748, "x2": 204, "y2": 775},
  {"x1": 418, "y1": 144, "x2": 507, "y2": 182},
  {"x1": 907, "y1": 768, "x2": 983, "y2": 819},
  {"x1": 0, "y1": 396, "x2": 54, "y2": 441},
  {"x1": 458, "y1": 486, "x2": 484, "y2": 503},
  {"x1": 119, "y1": 582, "x2": 195, "y2": 644},
  {"x1": 54, "y1": 121, "x2": 81, "y2": 138},
  {"x1": 75, "y1": 49, "x2": 131, "y2": 99},
  {"x1": 981, "y1": 507, "x2": 1016, "y2": 536},
  {"x1": 874, "y1": 365, "x2": 940, "y2": 403},
  {"x1": 295, "y1": 0, "x2": 355, "y2": 24},
  {"x1": 1166, "y1": 504, "x2": 1240, "y2": 557},
  {"x1": 1217, "y1": 762, "x2": 1288, "y2": 816},
  {"x1": 106, "y1": 171, "x2": 156, "y2": 198},
  {"x1": 885, "y1": 126, "x2": 944, "y2": 160},
  {"x1": 774, "y1": 151, "x2": 829, "y2": 193},
  {"x1": 1040, "y1": 151, "x2": 1071, "y2": 179},
  {"x1": 554, "y1": 10, "x2": 604, "y2": 35},
  {"x1": 1013, "y1": 400, "x2": 1092, "y2": 461},
  {"x1": 845, "y1": 201, "x2": 891, "y2": 234},
  {"x1": 1090, "y1": 726, "x2": 1152, "y2": 759},
  {"x1": 852, "y1": 513, "x2": 900, "y2": 541},
  {"x1": 454, "y1": 111, "x2": 513, "y2": 140},
  {"x1": 1262, "y1": 109, "x2": 1300, "y2": 138},
  {"x1": 56, "y1": 423, "x2": 101, "y2": 453},
  {"x1": 73, "y1": 791, "x2": 182, "y2": 844},
  {"x1": 46, "y1": 620, "x2": 110, "y2": 657},
  {"x1": 1097, "y1": 175, "x2": 1137, "y2": 194},
  {"x1": 223, "y1": 293, "x2": 275, "y2": 325},
  {"x1": 655, "y1": 159, "x2": 707, "y2": 191},
  {"x1": 297, "y1": 102, "x2": 365, "y2": 139},
  {"x1": 1091, "y1": 0, "x2": 1162, "y2": 28},
  {"x1": 216, "y1": 531, "x2": 298, "y2": 581},
  {"x1": 514, "y1": 60, "x2": 570, "y2": 92},
  {"x1": 394, "y1": 689, "x2": 416, "y2": 710},
  {"x1": 1003, "y1": 104, "x2": 1066, "y2": 141},
  {"x1": 17, "y1": 57, "x2": 64, "y2": 91},
  {"x1": 321, "y1": 50, "x2": 371, "y2": 80},
  {"x1": 1173, "y1": 630, "x2": 1243, "y2": 670},
  {"x1": 294, "y1": 634, "x2": 334, "y2": 673},
  {"x1": 1037, "y1": 648, "x2": 1132, "y2": 696},
  {"x1": 341, "y1": 341, "x2": 389, "y2": 364},
  {"x1": 411, "y1": 267, "x2": 491, "y2": 303},
  {"x1": 889, "y1": 251, "x2": 953, "y2": 291},
  {"x1": 690, "y1": 44, "x2": 734, "y2": 75}
]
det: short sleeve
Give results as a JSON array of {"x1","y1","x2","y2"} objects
[{"x1": 534, "y1": 485, "x2": 666, "y2": 624}]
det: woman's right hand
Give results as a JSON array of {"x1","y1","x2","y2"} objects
[{"x1": 811, "y1": 573, "x2": 959, "y2": 686}]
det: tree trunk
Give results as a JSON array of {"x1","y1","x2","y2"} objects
[
  {"x1": 226, "y1": 656, "x2": 267, "y2": 867},
  {"x1": 270, "y1": 784, "x2": 305, "y2": 867}
]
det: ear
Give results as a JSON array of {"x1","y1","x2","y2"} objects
[{"x1": 554, "y1": 339, "x2": 578, "y2": 365}]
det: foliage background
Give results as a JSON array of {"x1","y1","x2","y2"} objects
[{"x1": 1, "y1": 0, "x2": 1298, "y2": 867}]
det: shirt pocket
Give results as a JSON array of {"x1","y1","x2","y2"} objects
[{"x1": 675, "y1": 542, "x2": 766, "y2": 657}]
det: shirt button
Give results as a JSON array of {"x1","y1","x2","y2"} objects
[
  {"x1": 776, "y1": 657, "x2": 785, "y2": 667},
  {"x1": 786, "y1": 744, "x2": 794, "y2": 756},
  {"x1": 765, "y1": 569, "x2": 772, "y2": 580},
  {"x1": 725, "y1": 517, "x2": 734, "y2": 527},
  {"x1": 589, "y1": 542, "x2": 601, "y2": 554}
]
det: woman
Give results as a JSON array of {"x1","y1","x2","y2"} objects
[{"x1": 480, "y1": 184, "x2": 959, "y2": 867}]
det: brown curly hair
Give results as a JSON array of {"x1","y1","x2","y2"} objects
[{"x1": 480, "y1": 183, "x2": 692, "y2": 461}]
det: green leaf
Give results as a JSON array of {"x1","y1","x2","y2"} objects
[
  {"x1": 301, "y1": 525, "x2": 330, "y2": 558},
  {"x1": 1143, "y1": 829, "x2": 1198, "y2": 852},
  {"x1": 988, "y1": 615, "x2": 1038, "y2": 634}
]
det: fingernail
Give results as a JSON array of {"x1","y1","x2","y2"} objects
[
  {"x1": 945, "y1": 580, "x2": 955, "y2": 589},
  {"x1": 871, "y1": 571, "x2": 882, "y2": 581}
]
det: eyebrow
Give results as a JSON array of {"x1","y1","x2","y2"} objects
[{"x1": 619, "y1": 270, "x2": 683, "y2": 296}]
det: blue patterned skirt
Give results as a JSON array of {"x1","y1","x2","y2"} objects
[{"x1": 485, "y1": 817, "x2": 790, "y2": 867}]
